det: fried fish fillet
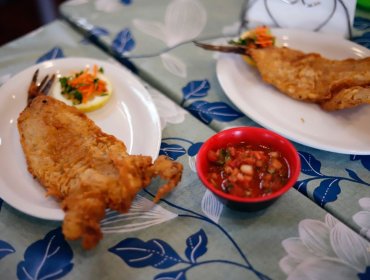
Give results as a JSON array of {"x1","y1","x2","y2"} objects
[
  {"x1": 250, "y1": 47, "x2": 370, "y2": 110},
  {"x1": 18, "y1": 96, "x2": 183, "y2": 249}
]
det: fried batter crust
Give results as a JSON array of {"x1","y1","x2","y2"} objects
[
  {"x1": 250, "y1": 47, "x2": 370, "y2": 109},
  {"x1": 17, "y1": 96, "x2": 183, "y2": 249}
]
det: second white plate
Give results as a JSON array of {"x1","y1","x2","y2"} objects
[
  {"x1": 217, "y1": 28, "x2": 370, "y2": 155},
  {"x1": 0, "y1": 57, "x2": 161, "y2": 220}
]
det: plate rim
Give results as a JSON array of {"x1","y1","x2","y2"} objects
[{"x1": 0, "y1": 57, "x2": 162, "y2": 220}]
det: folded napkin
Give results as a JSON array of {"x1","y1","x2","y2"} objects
[{"x1": 245, "y1": 0, "x2": 356, "y2": 38}]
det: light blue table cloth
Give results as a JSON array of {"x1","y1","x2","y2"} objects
[
  {"x1": 0, "y1": 1, "x2": 368, "y2": 279},
  {"x1": 59, "y1": 0, "x2": 370, "y2": 243}
]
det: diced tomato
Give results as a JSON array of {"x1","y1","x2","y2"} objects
[
  {"x1": 229, "y1": 185, "x2": 245, "y2": 197},
  {"x1": 206, "y1": 142, "x2": 289, "y2": 198},
  {"x1": 207, "y1": 150, "x2": 218, "y2": 162}
]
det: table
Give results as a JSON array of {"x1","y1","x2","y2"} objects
[
  {"x1": 59, "y1": 0, "x2": 370, "y2": 237},
  {"x1": 0, "y1": 1, "x2": 369, "y2": 280}
]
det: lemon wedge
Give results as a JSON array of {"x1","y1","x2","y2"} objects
[
  {"x1": 242, "y1": 55, "x2": 256, "y2": 67},
  {"x1": 51, "y1": 72, "x2": 113, "y2": 113}
]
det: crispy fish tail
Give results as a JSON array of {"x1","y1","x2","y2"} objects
[{"x1": 320, "y1": 86, "x2": 370, "y2": 111}]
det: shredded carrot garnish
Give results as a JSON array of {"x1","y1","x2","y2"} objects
[
  {"x1": 59, "y1": 65, "x2": 108, "y2": 104},
  {"x1": 229, "y1": 26, "x2": 275, "y2": 66},
  {"x1": 253, "y1": 26, "x2": 274, "y2": 48},
  {"x1": 233, "y1": 26, "x2": 275, "y2": 49}
]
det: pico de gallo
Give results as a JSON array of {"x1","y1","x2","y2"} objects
[{"x1": 206, "y1": 143, "x2": 290, "y2": 198}]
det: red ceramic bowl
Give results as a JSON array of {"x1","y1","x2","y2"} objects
[{"x1": 196, "y1": 127, "x2": 301, "y2": 211}]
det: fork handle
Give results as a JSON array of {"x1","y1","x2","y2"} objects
[{"x1": 193, "y1": 41, "x2": 248, "y2": 55}]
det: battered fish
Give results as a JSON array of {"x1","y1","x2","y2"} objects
[
  {"x1": 195, "y1": 29, "x2": 370, "y2": 111},
  {"x1": 250, "y1": 47, "x2": 370, "y2": 109},
  {"x1": 18, "y1": 95, "x2": 183, "y2": 249}
]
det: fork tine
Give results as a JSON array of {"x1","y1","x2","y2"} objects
[
  {"x1": 27, "y1": 70, "x2": 55, "y2": 105},
  {"x1": 31, "y1": 69, "x2": 39, "y2": 83},
  {"x1": 38, "y1": 75, "x2": 49, "y2": 91},
  {"x1": 28, "y1": 70, "x2": 39, "y2": 93},
  {"x1": 39, "y1": 74, "x2": 55, "y2": 95},
  {"x1": 28, "y1": 70, "x2": 40, "y2": 105}
]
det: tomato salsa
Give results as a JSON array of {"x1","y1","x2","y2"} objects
[{"x1": 206, "y1": 143, "x2": 290, "y2": 198}]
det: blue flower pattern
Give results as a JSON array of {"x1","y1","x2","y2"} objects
[
  {"x1": 108, "y1": 230, "x2": 209, "y2": 278},
  {"x1": 352, "y1": 31, "x2": 370, "y2": 48},
  {"x1": 36, "y1": 47, "x2": 65, "y2": 64},
  {"x1": 181, "y1": 80, "x2": 243, "y2": 124},
  {"x1": 295, "y1": 152, "x2": 370, "y2": 207},
  {"x1": 352, "y1": 17, "x2": 370, "y2": 48},
  {"x1": 186, "y1": 101, "x2": 243, "y2": 124},
  {"x1": 160, "y1": 142, "x2": 186, "y2": 160},
  {"x1": 181, "y1": 80, "x2": 210, "y2": 104},
  {"x1": 89, "y1": 26, "x2": 110, "y2": 37},
  {"x1": 160, "y1": 137, "x2": 203, "y2": 160},
  {"x1": 350, "y1": 155, "x2": 370, "y2": 171},
  {"x1": 110, "y1": 227, "x2": 270, "y2": 280},
  {"x1": 81, "y1": 26, "x2": 110, "y2": 44},
  {"x1": 111, "y1": 28, "x2": 136, "y2": 54},
  {"x1": 358, "y1": 266, "x2": 370, "y2": 280},
  {"x1": 109, "y1": 238, "x2": 183, "y2": 268},
  {"x1": 0, "y1": 240, "x2": 15, "y2": 260},
  {"x1": 17, "y1": 228, "x2": 73, "y2": 280},
  {"x1": 354, "y1": 17, "x2": 370, "y2": 31}
]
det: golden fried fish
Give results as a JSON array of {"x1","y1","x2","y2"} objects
[{"x1": 18, "y1": 95, "x2": 183, "y2": 249}]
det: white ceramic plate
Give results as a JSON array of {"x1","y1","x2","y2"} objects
[
  {"x1": 217, "y1": 28, "x2": 370, "y2": 155},
  {"x1": 0, "y1": 57, "x2": 161, "y2": 220}
]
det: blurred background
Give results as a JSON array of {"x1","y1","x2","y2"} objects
[
  {"x1": 0, "y1": 0, "x2": 67, "y2": 46},
  {"x1": 1, "y1": 0, "x2": 369, "y2": 47}
]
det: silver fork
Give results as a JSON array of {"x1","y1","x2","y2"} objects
[{"x1": 27, "y1": 69, "x2": 55, "y2": 105}]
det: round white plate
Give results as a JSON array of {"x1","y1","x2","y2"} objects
[
  {"x1": 217, "y1": 28, "x2": 370, "y2": 155},
  {"x1": 0, "y1": 57, "x2": 161, "y2": 220}
]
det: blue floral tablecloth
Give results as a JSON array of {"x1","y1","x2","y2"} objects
[
  {"x1": 0, "y1": 1, "x2": 369, "y2": 280},
  {"x1": 59, "y1": 0, "x2": 370, "y2": 244}
]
